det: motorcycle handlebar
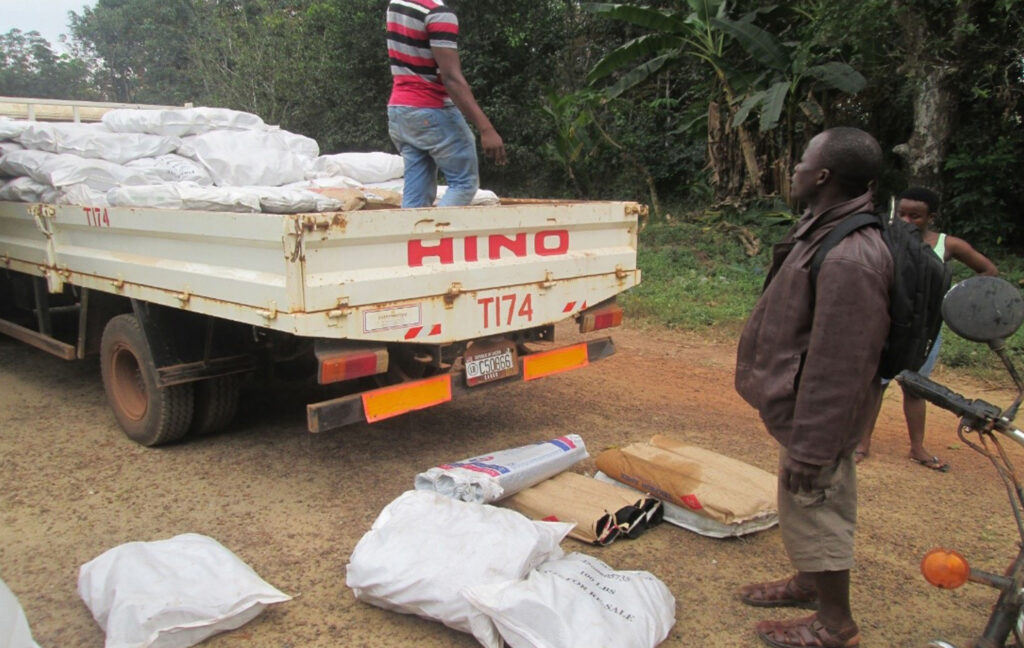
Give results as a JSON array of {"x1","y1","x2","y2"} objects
[{"x1": 897, "y1": 371, "x2": 1003, "y2": 428}]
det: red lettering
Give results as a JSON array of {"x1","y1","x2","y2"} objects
[
  {"x1": 535, "y1": 230, "x2": 569, "y2": 255},
  {"x1": 464, "y1": 236, "x2": 478, "y2": 262},
  {"x1": 489, "y1": 233, "x2": 527, "y2": 260},
  {"x1": 501, "y1": 294, "x2": 516, "y2": 325},
  {"x1": 407, "y1": 230, "x2": 570, "y2": 266},
  {"x1": 408, "y1": 238, "x2": 454, "y2": 267},
  {"x1": 477, "y1": 297, "x2": 494, "y2": 328},
  {"x1": 518, "y1": 294, "x2": 534, "y2": 321}
]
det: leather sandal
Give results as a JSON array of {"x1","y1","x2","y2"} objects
[
  {"x1": 739, "y1": 576, "x2": 818, "y2": 609},
  {"x1": 756, "y1": 613, "x2": 860, "y2": 648}
]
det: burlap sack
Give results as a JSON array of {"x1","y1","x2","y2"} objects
[
  {"x1": 503, "y1": 472, "x2": 662, "y2": 545},
  {"x1": 595, "y1": 435, "x2": 776, "y2": 526}
]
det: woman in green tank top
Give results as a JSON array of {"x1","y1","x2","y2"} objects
[{"x1": 856, "y1": 187, "x2": 998, "y2": 471}]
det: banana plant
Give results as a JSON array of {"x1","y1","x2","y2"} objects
[
  {"x1": 716, "y1": 15, "x2": 866, "y2": 132},
  {"x1": 584, "y1": 0, "x2": 764, "y2": 194}
]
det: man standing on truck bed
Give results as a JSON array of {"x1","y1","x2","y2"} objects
[
  {"x1": 734, "y1": 127, "x2": 891, "y2": 648},
  {"x1": 386, "y1": 0, "x2": 507, "y2": 208}
]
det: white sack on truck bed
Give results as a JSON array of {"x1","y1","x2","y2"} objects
[
  {"x1": 106, "y1": 183, "x2": 342, "y2": 213},
  {"x1": 179, "y1": 130, "x2": 318, "y2": 187},
  {"x1": 0, "y1": 116, "x2": 31, "y2": 140},
  {"x1": 308, "y1": 152, "x2": 404, "y2": 184},
  {"x1": 125, "y1": 154, "x2": 214, "y2": 185},
  {"x1": 102, "y1": 106, "x2": 270, "y2": 137},
  {"x1": 0, "y1": 177, "x2": 50, "y2": 203},
  {"x1": 17, "y1": 122, "x2": 182, "y2": 164}
]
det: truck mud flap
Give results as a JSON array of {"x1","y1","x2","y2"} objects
[{"x1": 307, "y1": 336, "x2": 615, "y2": 433}]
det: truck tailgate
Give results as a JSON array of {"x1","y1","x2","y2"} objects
[{"x1": 0, "y1": 200, "x2": 641, "y2": 342}]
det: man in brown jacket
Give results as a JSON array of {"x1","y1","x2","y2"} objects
[{"x1": 734, "y1": 127, "x2": 892, "y2": 648}]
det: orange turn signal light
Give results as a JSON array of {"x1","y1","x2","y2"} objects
[{"x1": 921, "y1": 548, "x2": 970, "y2": 589}]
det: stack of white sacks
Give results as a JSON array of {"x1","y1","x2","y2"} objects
[{"x1": 0, "y1": 107, "x2": 498, "y2": 213}]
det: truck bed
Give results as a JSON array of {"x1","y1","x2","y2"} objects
[{"x1": 0, "y1": 199, "x2": 642, "y2": 343}]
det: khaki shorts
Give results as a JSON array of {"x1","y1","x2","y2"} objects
[{"x1": 777, "y1": 447, "x2": 857, "y2": 572}]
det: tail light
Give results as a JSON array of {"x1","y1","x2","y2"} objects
[
  {"x1": 578, "y1": 302, "x2": 623, "y2": 333},
  {"x1": 921, "y1": 548, "x2": 970, "y2": 589},
  {"x1": 318, "y1": 347, "x2": 388, "y2": 384}
]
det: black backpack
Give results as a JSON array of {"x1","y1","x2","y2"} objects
[{"x1": 810, "y1": 212, "x2": 952, "y2": 380}]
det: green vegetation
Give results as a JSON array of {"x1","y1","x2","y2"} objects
[
  {"x1": 622, "y1": 207, "x2": 1024, "y2": 380},
  {"x1": 2, "y1": 0, "x2": 1021, "y2": 378}
]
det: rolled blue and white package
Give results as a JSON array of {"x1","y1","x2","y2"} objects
[{"x1": 414, "y1": 435, "x2": 588, "y2": 504}]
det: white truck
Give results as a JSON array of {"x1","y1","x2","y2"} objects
[{"x1": 0, "y1": 98, "x2": 642, "y2": 445}]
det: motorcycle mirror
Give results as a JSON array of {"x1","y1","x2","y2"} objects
[{"x1": 941, "y1": 276, "x2": 1024, "y2": 348}]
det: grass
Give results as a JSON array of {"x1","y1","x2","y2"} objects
[{"x1": 621, "y1": 208, "x2": 1024, "y2": 382}]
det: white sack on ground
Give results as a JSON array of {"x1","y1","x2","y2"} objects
[
  {"x1": 181, "y1": 130, "x2": 317, "y2": 187},
  {"x1": 0, "y1": 576, "x2": 42, "y2": 648},
  {"x1": 464, "y1": 552, "x2": 676, "y2": 648},
  {"x1": 78, "y1": 533, "x2": 291, "y2": 648},
  {"x1": 126, "y1": 154, "x2": 213, "y2": 185},
  {"x1": 346, "y1": 490, "x2": 573, "y2": 648},
  {"x1": 17, "y1": 122, "x2": 181, "y2": 164},
  {"x1": 102, "y1": 107, "x2": 269, "y2": 137},
  {"x1": 309, "y1": 152, "x2": 404, "y2": 184},
  {"x1": 415, "y1": 434, "x2": 588, "y2": 504},
  {"x1": 0, "y1": 141, "x2": 24, "y2": 155}
]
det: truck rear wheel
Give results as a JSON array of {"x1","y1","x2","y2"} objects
[
  {"x1": 100, "y1": 314, "x2": 194, "y2": 446},
  {"x1": 189, "y1": 375, "x2": 241, "y2": 436}
]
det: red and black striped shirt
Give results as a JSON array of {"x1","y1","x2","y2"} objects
[{"x1": 387, "y1": 0, "x2": 459, "y2": 108}]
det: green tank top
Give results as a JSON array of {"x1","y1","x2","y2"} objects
[{"x1": 932, "y1": 233, "x2": 946, "y2": 261}]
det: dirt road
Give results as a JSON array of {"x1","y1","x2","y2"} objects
[{"x1": 1, "y1": 322, "x2": 1019, "y2": 647}]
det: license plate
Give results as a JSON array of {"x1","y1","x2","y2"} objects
[{"x1": 464, "y1": 340, "x2": 519, "y2": 387}]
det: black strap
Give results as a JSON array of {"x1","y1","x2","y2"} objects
[{"x1": 809, "y1": 212, "x2": 881, "y2": 285}]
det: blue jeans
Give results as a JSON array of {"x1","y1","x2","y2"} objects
[{"x1": 387, "y1": 106, "x2": 479, "y2": 208}]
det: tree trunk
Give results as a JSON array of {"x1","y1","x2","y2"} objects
[
  {"x1": 892, "y1": 0, "x2": 963, "y2": 190},
  {"x1": 893, "y1": 65, "x2": 957, "y2": 189}
]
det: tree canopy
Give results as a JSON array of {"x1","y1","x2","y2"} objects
[{"x1": 1, "y1": 0, "x2": 1021, "y2": 247}]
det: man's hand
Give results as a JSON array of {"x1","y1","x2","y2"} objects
[
  {"x1": 480, "y1": 127, "x2": 507, "y2": 165},
  {"x1": 781, "y1": 454, "x2": 822, "y2": 494}
]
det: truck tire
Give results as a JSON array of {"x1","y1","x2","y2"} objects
[
  {"x1": 189, "y1": 375, "x2": 241, "y2": 436},
  {"x1": 100, "y1": 314, "x2": 194, "y2": 446}
]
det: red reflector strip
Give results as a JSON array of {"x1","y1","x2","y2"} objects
[
  {"x1": 522, "y1": 343, "x2": 589, "y2": 381},
  {"x1": 319, "y1": 349, "x2": 388, "y2": 384},
  {"x1": 362, "y1": 375, "x2": 452, "y2": 423}
]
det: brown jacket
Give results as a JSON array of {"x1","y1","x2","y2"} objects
[{"x1": 735, "y1": 193, "x2": 893, "y2": 465}]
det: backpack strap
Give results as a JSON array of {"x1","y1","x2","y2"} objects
[{"x1": 809, "y1": 212, "x2": 882, "y2": 286}]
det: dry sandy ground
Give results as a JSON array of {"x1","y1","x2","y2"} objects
[{"x1": 1, "y1": 321, "x2": 1021, "y2": 647}]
